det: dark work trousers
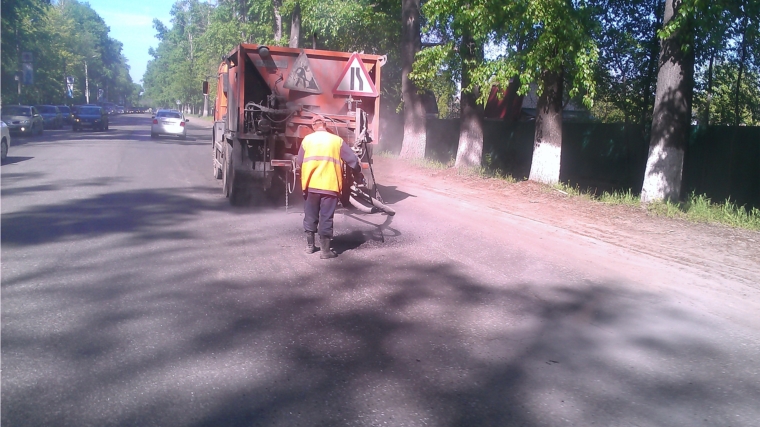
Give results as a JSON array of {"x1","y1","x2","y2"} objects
[{"x1": 303, "y1": 191, "x2": 339, "y2": 238}]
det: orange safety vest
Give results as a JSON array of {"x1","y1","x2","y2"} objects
[{"x1": 300, "y1": 130, "x2": 344, "y2": 194}]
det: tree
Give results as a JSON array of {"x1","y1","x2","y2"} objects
[
  {"x1": 591, "y1": 0, "x2": 664, "y2": 126},
  {"x1": 289, "y1": 2, "x2": 301, "y2": 47},
  {"x1": 455, "y1": 31, "x2": 485, "y2": 168},
  {"x1": 475, "y1": 0, "x2": 598, "y2": 183},
  {"x1": 0, "y1": 0, "x2": 133, "y2": 105},
  {"x1": 640, "y1": 0, "x2": 694, "y2": 203},
  {"x1": 398, "y1": 0, "x2": 427, "y2": 159},
  {"x1": 411, "y1": 0, "x2": 490, "y2": 168},
  {"x1": 143, "y1": 0, "x2": 402, "y2": 113}
]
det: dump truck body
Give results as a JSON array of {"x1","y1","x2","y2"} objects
[{"x1": 210, "y1": 44, "x2": 391, "y2": 214}]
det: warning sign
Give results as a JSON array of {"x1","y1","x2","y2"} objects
[
  {"x1": 284, "y1": 52, "x2": 322, "y2": 94},
  {"x1": 333, "y1": 53, "x2": 378, "y2": 97}
]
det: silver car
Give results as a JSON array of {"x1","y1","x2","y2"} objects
[
  {"x1": 1, "y1": 120, "x2": 11, "y2": 161},
  {"x1": 151, "y1": 109, "x2": 188, "y2": 139},
  {"x1": 1, "y1": 105, "x2": 45, "y2": 135}
]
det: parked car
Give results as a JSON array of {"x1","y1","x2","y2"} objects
[
  {"x1": 57, "y1": 105, "x2": 73, "y2": 125},
  {"x1": 36, "y1": 105, "x2": 63, "y2": 129},
  {"x1": 151, "y1": 109, "x2": 188, "y2": 139},
  {"x1": 1, "y1": 105, "x2": 44, "y2": 135},
  {"x1": 1, "y1": 120, "x2": 10, "y2": 161},
  {"x1": 73, "y1": 105, "x2": 109, "y2": 131}
]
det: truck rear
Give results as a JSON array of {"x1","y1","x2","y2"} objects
[{"x1": 207, "y1": 44, "x2": 393, "y2": 214}]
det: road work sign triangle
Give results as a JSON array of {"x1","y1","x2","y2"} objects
[
  {"x1": 333, "y1": 53, "x2": 378, "y2": 97},
  {"x1": 284, "y1": 52, "x2": 322, "y2": 94}
]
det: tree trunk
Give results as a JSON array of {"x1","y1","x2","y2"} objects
[
  {"x1": 528, "y1": 67, "x2": 564, "y2": 184},
  {"x1": 289, "y1": 2, "x2": 300, "y2": 48},
  {"x1": 454, "y1": 33, "x2": 484, "y2": 168},
  {"x1": 273, "y1": 0, "x2": 282, "y2": 43},
  {"x1": 641, "y1": 0, "x2": 694, "y2": 203},
  {"x1": 734, "y1": 7, "x2": 748, "y2": 127},
  {"x1": 704, "y1": 51, "x2": 714, "y2": 125},
  {"x1": 398, "y1": 0, "x2": 426, "y2": 159},
  {"x1": 640, "y1": 0, "x2": 663, "y2": 130}
]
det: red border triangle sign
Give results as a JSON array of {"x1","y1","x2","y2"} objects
[{"x1": 332, "y1": 53, "x2": 379, "y2": 97}]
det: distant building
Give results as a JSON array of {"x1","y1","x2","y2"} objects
[{"x1": 484, "y1": 82, "x2": 590, "y2": 122}]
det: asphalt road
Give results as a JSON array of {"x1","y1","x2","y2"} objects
[{"x1": 2, "y1": 114, "x2": 759, "y2": 427}]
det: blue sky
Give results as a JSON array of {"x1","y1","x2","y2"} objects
[{"x1": 83, "y1": 0, "x2": 176, "y2": 85}]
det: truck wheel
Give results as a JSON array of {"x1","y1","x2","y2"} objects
[
  {"x1": 222, "y1": 142, "x2": 233, "y2": 198},
  {"x1": 213, "y1": 161, "x2": 222, "y2": 179}
]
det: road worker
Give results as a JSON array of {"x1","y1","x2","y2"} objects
[{"x1": 296, "y1": 116, "x2": 362, "y2": 259}]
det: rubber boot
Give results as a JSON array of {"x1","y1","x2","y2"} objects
[
  {"x1": 305, "y1": 232, "x2": 318, "y2": 254},
  {"x1": 319, "y1": 236, "x2": 337, "y2": 259}
]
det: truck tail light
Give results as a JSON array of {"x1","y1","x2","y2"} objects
[{"x1": 153, "y1": 119, "x2": 158, "y2": 124}]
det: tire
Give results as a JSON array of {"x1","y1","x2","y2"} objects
[
  {"x1": 1, "y1": 140, "x2": 8, "y2": 161},
  {"x1": 38, "y1": 124, "x2": 44, "y2": 135},
  {"x1": 213, "y1": 161, "x2": 222, "y2": 179},
  {"x1": 222, "y1": 142, "x2": 232, "y2": 198}
]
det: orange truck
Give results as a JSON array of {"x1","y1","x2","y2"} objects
[{"x1": 206, "y1": 43, "x2": 394, "y2": 214}]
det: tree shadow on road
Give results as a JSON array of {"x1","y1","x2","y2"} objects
[
  {"x1": 1, "y1": 187, "x2": 225, "y2": 247},
  {"x1": 3, "y1": 231, "x2": 758, "y2": 427}
]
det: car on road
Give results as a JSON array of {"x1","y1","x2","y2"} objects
[
  {"x1": 73, "y1": 105, "x2": 109, "y2": 131},
  {"x1": 57, "y1": 105, "x2": 73, "y2": 125},
  {"x1": 151, "y1": 109, "x2": 188, "y2": 139},
  {"x1": 1, "y1": 105, "x2": 44, "y2": 135},
  {"x1": 1, "y1": 120, "x2": 10, "y2": 161},
  {"x1": 36, "y1": 105, "x2": 64, "y2": 129}
]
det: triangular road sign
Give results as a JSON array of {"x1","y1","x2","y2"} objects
[
  {"x1": 333, "y1": 53, "x2": 378, "y2": 97},
  {"x1": 284, "y1": 52, "x2": 322, "y2": 94}
]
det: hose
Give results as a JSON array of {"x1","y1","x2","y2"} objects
[
  {"x1": 349, "y1": 196, "x2": 378, "y2": 214},
  {"x1": 370, "y1": 197, "x2": 396, "y2": 216}
]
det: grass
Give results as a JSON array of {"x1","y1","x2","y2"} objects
[
  {"x1": 546, "y1": 182, "x2": 760, "y2": 231},
  {"x1": 599, "y1": 189, "x2": 640, "y2": 206},
  {"x1": 380, "y1": 153, "x2": 760, "y2": 231},
  {"x1": 648, "y1": 193, "x2": 760, "y2": 231},
  {"x1": 550, "y1": 182, "x2": 594, "y2": 200}
]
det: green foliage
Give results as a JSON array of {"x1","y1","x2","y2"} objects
[
  {"x1": 1, "y1": 0, "x2": 136, "y2": 106},
  {"x1": 411, "y1": 0, "x2": 599, "y2": 111},
  {"x1": 143, "y1": 0, "x2": 402, "y2": 112},
  {"x1": 589, "y1": 0, "x2": 663, "y2": 124},
  {"x1": 694, "y1": 62, "x2": 760, "y2": 125}
]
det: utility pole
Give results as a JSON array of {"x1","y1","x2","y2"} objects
[
  {"x1": 85, "y1": 60, "x2": 90, "y2": 104},
  {"x1": 15, "y1": 74, "x2": 21, "y2": 104}
]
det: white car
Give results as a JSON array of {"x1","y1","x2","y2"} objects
[
  {"x1": 151, "y1": 109, "x2": 188, "y2": 139},
  {"x1": 1, "y1": 120, "x2": 11, "y2": 161}
]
